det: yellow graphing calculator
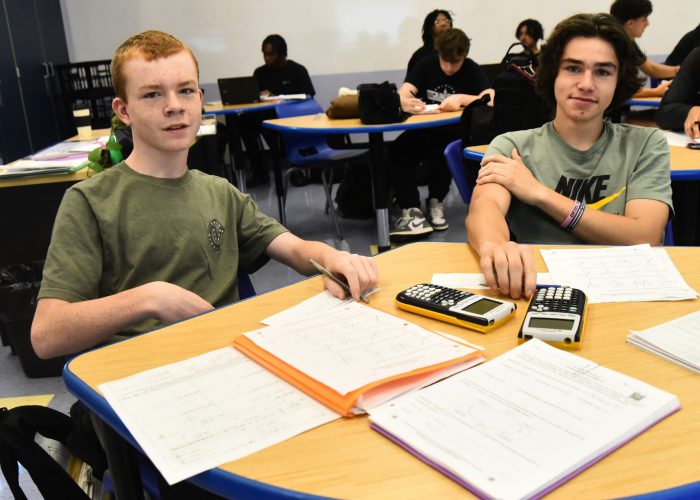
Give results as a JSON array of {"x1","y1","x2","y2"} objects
[
  {"x1": 395, "y1": 284, "x2": 516, "y2": 333},
  {"x1": 518, "y1": 286, "x2": 588, "y2": 350}
]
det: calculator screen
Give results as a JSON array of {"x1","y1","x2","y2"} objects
[
  {"x1": 461, "y1": 298, "x2": 501, "y2": 315},
  {"x1": 529, "y1": 317, "x2": 575, "y2": 330}
]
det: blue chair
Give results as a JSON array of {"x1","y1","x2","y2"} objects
[
  {"x1": 444, "y1": 139, "x2": 473, "y2": 204},
  {"x1": 238, "y1": 272, "x2": 256, "y2": 299},
  {"x1": 274, "y1": 98, "x2": 368, "y2": 240}
]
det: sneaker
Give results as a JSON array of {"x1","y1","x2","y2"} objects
[
  {"x1": 390, "y1": 208, "x2": 434, "y2": 241},
  {"x1": 426, "y1": 198, "x2": 449, "y2": 231}
]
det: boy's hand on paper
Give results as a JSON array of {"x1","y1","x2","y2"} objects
[
  {"x1": 321, "y1": 251, "x2": 378, "y2": 301},
  {"x1": 402, "y1": 97, "x2": 425, "y2": 113},
  {"x1": 438, "y1": 94, "x2": 464, "y2": 112},
  {"x1": 684, "y1": 105, "x2": 700, "y2": 140},
  {"x1": 149, "y1": 282, "x2": 214, "y2": 324},
  {"x1": 477, "y1": 149, "x2": 546, "y2": 206},
  {"x1": 478, "y1": 241, "x2": 536, "y2": 300}
]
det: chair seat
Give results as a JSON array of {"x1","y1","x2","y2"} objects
[{"x1": 290, "y1": 147, "x2": 368, "y2": 166}]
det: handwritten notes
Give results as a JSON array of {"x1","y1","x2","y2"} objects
[
  {"x1": 628, "y1": 310, "x2": 700, "y2": 373},
  {"x1": 244, "y1": 301, "x2": 477, "y2": 396},
  {"x1": 99, "y1": 348, "x2": 338, "y2": 485},
  {"x1": 540, "y1": 245, "x2": 697, "y2": 303}
]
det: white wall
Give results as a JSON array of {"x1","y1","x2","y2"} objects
[{"x1": 59, "y1": 0, "x2": 695, "y2": 85}]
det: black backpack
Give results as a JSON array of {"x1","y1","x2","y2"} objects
[
  {"x1": 493, "y1": 43, "x2": 549, "y2": 135},
  {"x1": 0, "y1": 403, "x2": 107, "y2": 500}
]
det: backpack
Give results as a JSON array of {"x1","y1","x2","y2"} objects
[
  {"x1": 0, "y1": 403, "x2": 107, "y2": 500},
  {"x1": 493, "y1": 43, "x2": 549, "y2": 135},
  {"x1": 334, "y1": 164, "x2": 375, "y2": 219},
  {"x1": 357, "y1": 82, "x2": 408, "y2": 125}
]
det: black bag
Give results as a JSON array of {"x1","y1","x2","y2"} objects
[
  {"x1": 335, "y1": 164, "x2": 375, "y2": 219},
  {"x1": 0, "y1": 403, "x2": 107, "y2": 500},
  {"x1": 357, "y1": 82, "x2": 408, "y2": 124},
  {"x1": 493, "y1": 43, "x2": 549, "y2": 135}
]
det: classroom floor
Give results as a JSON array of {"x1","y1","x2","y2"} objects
[{"x1": 0, "y1": 167, "x2": 470, "y2": 499}]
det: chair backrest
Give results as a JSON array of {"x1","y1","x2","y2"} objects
[
  {"x1": 274, "y1": 99, "x2": 329, "y2": 164},
  {"x1": 444, "y1": 139, "x2": 473, "y2": 204},
  {"x1": 237, "y1": 272, "x2": 256, "y2": 299}
]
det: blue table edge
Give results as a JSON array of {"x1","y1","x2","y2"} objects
[{"x1": 262, "y1": 114, "x2": 460, "y2": 134}]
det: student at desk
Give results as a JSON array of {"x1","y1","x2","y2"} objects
[
  {"x1": 466, "y1": 13, "x2": 673, "y2": 300},
  {"x1": 390, "y1": 28, "x2": 493, "y2": 241},
  {"x1": 610, "y1": 0, "x2": 679, "y2": 98},
  {"x1": 656, "y1": 47, "x2": 700, "y2": 140},
  {"x1": 240, "y1": 34, "x2": 316, "y2": 187},
  {"x1": 30, "y1": 30, "x2": 376, "y2": 359}
]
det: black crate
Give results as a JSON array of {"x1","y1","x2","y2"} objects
[
  {"x1": 55, "y1": 59, "x2": 113, "y2": 97},
  {"x1": 71, "y1": 95, "x2": 114, "y2": 130}
]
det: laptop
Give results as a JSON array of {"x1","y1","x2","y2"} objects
[{"x1": 217, "y1": 76, "x2": 260, "y2": 105}]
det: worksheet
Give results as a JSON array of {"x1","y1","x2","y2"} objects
[
  {"x1": 99, "y1": 348, "x2": 338, "y2": 485},
  {"x1": 243, "y1": 301, "x2": 478, "y2": 396},
  {"x1": 540, "y1": 245, "x2": 697, "y2": 303},
  {"x1": 370, "y1": 339, "x2": 680, "y2": 499},
  {"x1": 628, "y1": 310, "x2": 700, "y2": 373}
]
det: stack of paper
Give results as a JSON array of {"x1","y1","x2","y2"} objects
[
  {"x1": 100, "y1": 347, "x2": 338, "y2": 485},
  {"x1": 370, "y1": 339, "x2": 680, "y2": 499},
  {"x1": 628, "y1": 310, "x2": 700, "y2": 373},
  {"x1": 260, "y1": 94, "x2": 307, "y2": 101},
  {"x1": 234, "y1": 301, "x2": 485, "y2": 416},
  {"x1": 0, "y1": 158, "x2": 87, "y2": 178},
  {"x1": 540, "y1": 244, "x2": 697, "y2": 303}
]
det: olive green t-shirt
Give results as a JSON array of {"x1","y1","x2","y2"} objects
[
  {"x1": 486, "y1": 122, "x2": 673, "y2": 244},
  {"x1": 39, "y1": 162, "x2": 287, "y2": 336}
]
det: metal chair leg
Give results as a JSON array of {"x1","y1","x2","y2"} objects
[{"x1": 321, "y1": 168, "x2": 343, "y2": 240}]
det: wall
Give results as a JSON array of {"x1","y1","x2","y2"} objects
[{"x1": 58, "y1": 0, "x2": 695, "y2": 106}]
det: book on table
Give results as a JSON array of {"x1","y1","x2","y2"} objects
[
  {"x1": 369, "y1": 339, "x2": 680, "y2": 499},
  {"x1": 233, "y1": 300, "x2": 485, "y2": 417}
]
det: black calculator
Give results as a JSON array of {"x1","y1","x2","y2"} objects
[
  {"x1": 518, "y1": 286, "x2": 587, "y2": 349},
  {"x1": 395, "y1": 284, "x2": 516, "y2": 333}
]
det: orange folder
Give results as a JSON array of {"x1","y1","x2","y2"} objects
[{"x1": 233, "y1": 334, "x2": 484, "y2": 417}]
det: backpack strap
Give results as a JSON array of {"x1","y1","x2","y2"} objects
[{"x1": 0, "y1": 406, "x2": 90, "y2": 500}]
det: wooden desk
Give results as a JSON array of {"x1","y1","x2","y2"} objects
[
  {"x1": 263, "y1": 111, "x2": 463, "y2": 251},
  {"x1": 65, "y1": 242, "x2": 700, "y2": 499}
]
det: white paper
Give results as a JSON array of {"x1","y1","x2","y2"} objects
[
  {"x1": 540, "y1": 245, "x2": 697, "y2": 303},
  {"x1": 243, "y1": 301, "x2": 478, "y2": 396},
  {"x1": 99, "y1": 347, "x2": 338, "y2": 485},
  {"x1": 663, "y1": 130, "x2": 696, "y2": 147},
  {"x1": 261, "y1": 290, "x2": 352, "y2": 326},
  {"x1": 628, "y1": 310, "x2": 700, "y2": 373},
  {"x1": 370, "y1": 339, "x2": 680, "y2": 500},
  {"x1": 417, "y1": 104, "x2": 440, "y2": 114},
  {"x1": 431, "y1": 272, "x2": 555, "y2": 289},
  {"x1": 260, "y1": 94, "x2": 307, "y2": 101}
]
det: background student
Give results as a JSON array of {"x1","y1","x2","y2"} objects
[
  {"x1": 405, "y1": 9, "x2": 453, "y2": 80},
  {"x1": 390, "y1": 28, "x2": 493, "y2": 242},
  {"x1": 610, "y1": 0, "x2": 679, "y2": 97},
  {"x1": 240, "y1": 34, "x2": 316, "y2": 187},
  {"x1": 656, "y1": 46, "x2": 700, "y2": 140},
  {"x1": 466, "y1": 13, "x2": 673, "y2": 300},
  {"x1": 31, "y1": 30, "x2": 376, "y2": 360},
  {"x1": 513, "y1": 19, "x2": 544, "y2": 67}
]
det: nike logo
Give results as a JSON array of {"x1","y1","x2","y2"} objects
[
  {"x1": 409, "y1": 218, "x2": 427, "y2": 229},
  {"x1": 588, "y1": 187, "x2": 626, "y2": 210}
]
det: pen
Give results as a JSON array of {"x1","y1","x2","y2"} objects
[{"x1": 309, "y1": 258, "x2": 369, "y2": 304}]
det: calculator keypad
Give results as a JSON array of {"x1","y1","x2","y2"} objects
[
  {"x1": 533, "y1": 287, "x2": 583, "y2": 314},
  {"x1": 402, "y1": 284, "x2": 472, "y2": 306}
]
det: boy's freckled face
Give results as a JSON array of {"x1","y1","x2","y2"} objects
[{"x1": 119, "y1": 51, "x2": 203, "y2": 154}]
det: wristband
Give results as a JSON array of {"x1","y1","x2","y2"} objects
[
  {"x1": 567, "y1": 202, "x2": 586, "y2": 231},
  {"x1": 561, "y1": 200, "x2": 580, "y2": 229}
]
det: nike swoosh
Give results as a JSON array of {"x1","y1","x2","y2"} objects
[
  {"x1": 588, "y1": 187, "x2": 626, "y2": 210},
  {"x1": 409, "y1": 219, "x2": 427, "y2": 229}
]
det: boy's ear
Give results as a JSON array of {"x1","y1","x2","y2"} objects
[{"x1": 112, "y1": 97, "x2": 132, "y2": 126}]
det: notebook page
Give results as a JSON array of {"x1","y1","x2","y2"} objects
[
  {"x1": 369, "y1": 339, "x2": 679, "y2": 499},
  {"x1": 99, "y1": 347, "x2": 338, "y2": 485},
  {"x1": 540, "y1": 245, "x2": 697, "y2": 303},
  {"x1": 628, "y1": 310, "x2": 700, "y2": 372},
  {"x1": 242, "y1": 301, "x2": 478, "y2": 396}
]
